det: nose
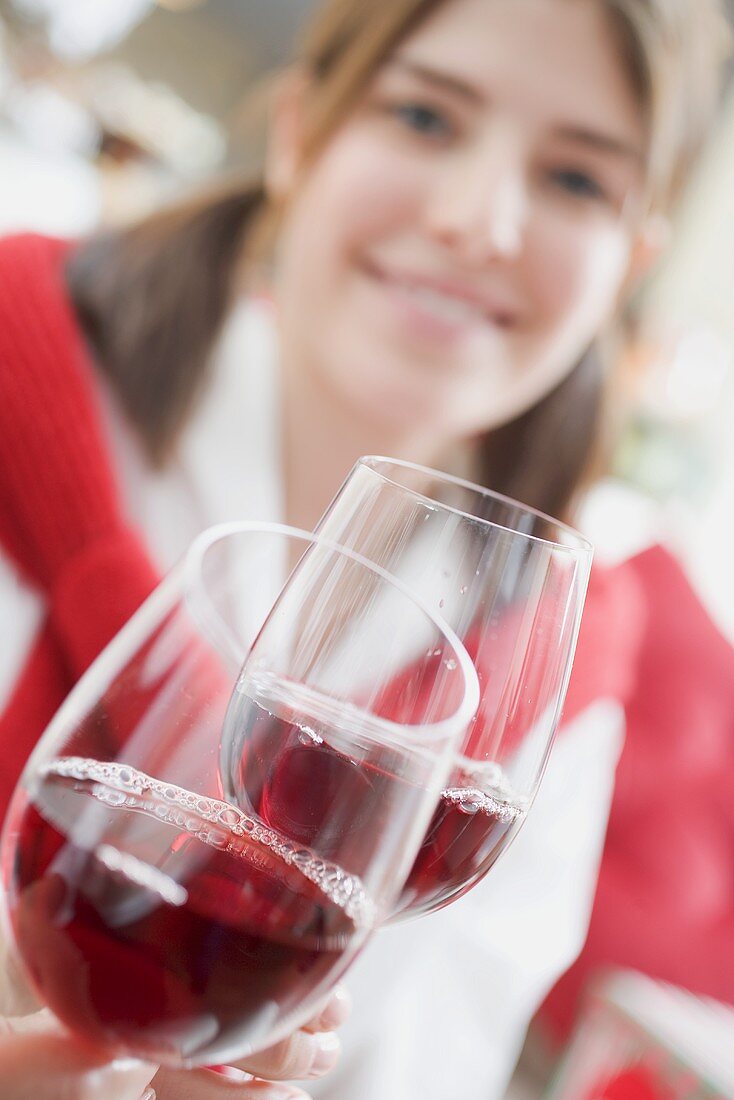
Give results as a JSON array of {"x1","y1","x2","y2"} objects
[{"x1": 425, "y1": 129, "x2": 528, "y2": 265}]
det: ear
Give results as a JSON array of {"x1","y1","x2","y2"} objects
[
  {"x1": 264, "y1": 67, "x2": 311, "y2": 201},
  {"x1": 624, "y1": 212, "x2": 671, "y2": 290}
]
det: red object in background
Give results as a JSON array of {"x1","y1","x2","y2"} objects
[
  {"x1": 584, "y1": 1064, "x2": 675, "y2": 1100},
  {"x1": 541, "y1": 542, "x2": 734, "y2": 1044},
  {"x1": 543, "y1": 970, "x2": 734, "y2": 1100},
  {"x1": 561, "y1": 555, "x2": 646, "y2": 730},
  {"x1": 585, "y1": 1064, "x2": 677, "y2": 1100}
]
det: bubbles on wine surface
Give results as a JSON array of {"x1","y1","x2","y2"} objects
[
  {"x1": 442, "y1": 785, "x2": 526, "y2": 822},
  {"x1": 40, "y1": 757, "x2": 375, "y2": 928},
  {"x1": 12, "y1": 757, "x2": 375, "y2": 1064},
  {"x1": 395, "y1": 754, "x2": 529, "y2": 918},
  {"x1": 297, "y1": 726, "x2": 324, "y2": 747},
  {"x1": 449, "y1": 757, "x2": 529, "y2": 817}
]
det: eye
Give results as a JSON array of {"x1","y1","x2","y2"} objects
[
  {"x1": 392, "y1": 102, "x2": 453, "y2": 139},
  {"x1": 550, "y1": 169, "x2": 606, "y2": 201}
]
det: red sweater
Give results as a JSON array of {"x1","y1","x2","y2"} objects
[
  {"x1": 0, "y1": 233, "x2": 159, "y2": 812},
  {"x1": 542, "y1": 543, "x2": 734, "y2": 1039}
]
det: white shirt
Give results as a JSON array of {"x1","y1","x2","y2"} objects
[{"x1": 0, "y1": 298, "x2": 623, "y2": 1098}]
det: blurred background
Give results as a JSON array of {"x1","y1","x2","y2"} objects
[{"x1": 1, "y1": 3, "x2": 733, "y2": 1097}]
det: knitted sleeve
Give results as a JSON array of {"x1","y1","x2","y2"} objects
[{"x1": 0, "y1": 233, "x2": 160, "y2": 676}]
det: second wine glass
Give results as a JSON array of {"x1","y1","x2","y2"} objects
[{"x1": 311, "y1": 457, "x2": 594, "y2": 919}]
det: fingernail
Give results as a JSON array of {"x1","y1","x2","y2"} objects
[
  {"x1": 141, "y1": 1090, "x2": 156, "y2": 1100},
  {"x1": 309, "y1": 1031, "x2": 341, "y2": 1076},
  {"x1": 319, "y1": 985, "x2": 352, "y2": 1030},
  {"x1": 205, "y1": 1065, "x2": 255, "y2": 1081}
]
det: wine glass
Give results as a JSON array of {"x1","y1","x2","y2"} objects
[
  {"x1": 0, "y1": 521, "x2": 478, "y2": 1067},
  {"x1": 307, "y1": 457, "x2": 594, "y2": 919}
]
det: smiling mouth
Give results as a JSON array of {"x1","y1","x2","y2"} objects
[{"x1": 362, "y1": 259, "x2": 518, "y2": 331}]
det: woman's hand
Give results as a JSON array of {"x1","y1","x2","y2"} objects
[
  {"x1": 0, "y1": 930, "x2": 350, "y2": 1100},
  {"x1": 148, "y1": 989, "x2": 350, "y2": 1100},
  {"x1": 0, "y1": 1005, "x2": 157, "y2": 1100}
]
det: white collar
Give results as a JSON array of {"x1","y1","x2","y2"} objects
[
  {"x1": 103, "y1": 295, "x2": 284, "y2": 572},
  {"x1": 178, "y1": 295, "x2": 284, "y2": 530}
]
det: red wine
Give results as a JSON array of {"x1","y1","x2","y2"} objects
[
  {"x1": 7, "y1": 759, "x2": 373, "y2": 1065},
  {"x1": 395, "y1": 766, "x2": 527, "y2": 918},
  {"x1": 223, "y1": 676, "x2": 444, "y2": 904},
  {"x1": 228, "y1": 699, "x2": 527, "y2": 920}
]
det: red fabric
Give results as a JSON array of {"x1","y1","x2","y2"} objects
[
  {"x1": 0, "y1": 233, "x2": 160, "y2": 813},
  {"x1": 563, "y1": 558, "x2": 646, "y2": 727},
  {"x1": 358, "y1": 555, "x2": 645, "y2": 757},
  {"x1": 541, "y1": 543, "x2": 734, "y2": 1042},
  {"x1": 585, "y1": 1065, "x2": 675, "y2": 1100},
  {"x1": 470, "y1": 556, "x2": 646, "y2": 760}
]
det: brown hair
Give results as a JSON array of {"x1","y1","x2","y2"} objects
[{"x1": 67, "y1": 0, "x2": 730, "y2": 518}]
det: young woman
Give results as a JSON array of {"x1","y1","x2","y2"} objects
[{"x1": 0, "y1": 0, "x2": 728, "y2": 1097}]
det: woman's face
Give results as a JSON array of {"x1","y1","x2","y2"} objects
[{"x1": 271, "y1": 0, "x2": 650, "y2": 440}]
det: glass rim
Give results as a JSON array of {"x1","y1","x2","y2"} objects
[
  {"x1": 185, "y1": 520, "x2": 480, "y2": 748},
  {"x1": 358, "y1": 456, "x2": 594, "y2": 557}
]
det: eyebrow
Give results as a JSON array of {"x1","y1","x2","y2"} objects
[
  {"x1": 553, "y1": 125, "x2": 644, "y2": 165},
  {"x1": 387, "y1": 56, "x2": 486, "y2": 106},
  {"x1": 386, "y1": 56, "x2": 644, "y2": 165}
]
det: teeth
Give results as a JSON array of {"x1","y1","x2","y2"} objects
[{"x1": 401, "y1": 282, "x2": 485, "y2": 324}]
